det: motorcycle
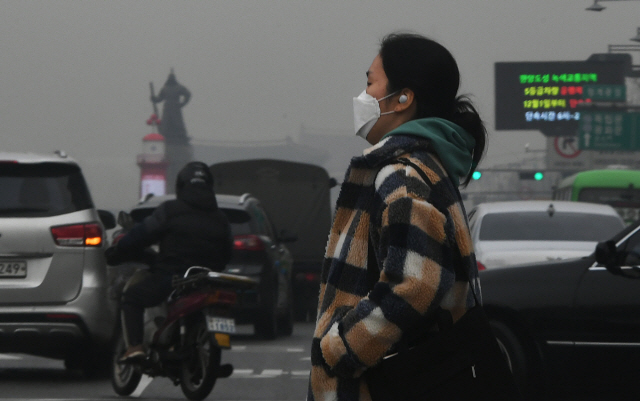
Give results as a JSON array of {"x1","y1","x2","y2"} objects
[
  {"x1": 110, "y1": 213, "x2": 257, "y2": 400},
  {"x1": 111, "y1": 266, "x2": 256, "y2": 400}
]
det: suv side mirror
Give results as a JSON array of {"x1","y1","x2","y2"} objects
[
  {"x1": 595, "y1": 240, "x2": 640, "y2": 279},
  {"x1": 98, "y1": 209, "x2": 116, "y2": 230},
  {"x1": 278, "y1": 229, "x2": 298, "y2": 243},
  {"x1": 595, "y1": 240, "x2": 617, "y2": 266}
]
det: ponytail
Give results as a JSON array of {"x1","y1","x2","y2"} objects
[{"x1": 450, "y1": 95, "x2": 487, "y2": 187}]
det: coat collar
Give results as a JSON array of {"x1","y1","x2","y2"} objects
[{"x1": 357, "y1": 134, "x2": 430, "y2": 169}]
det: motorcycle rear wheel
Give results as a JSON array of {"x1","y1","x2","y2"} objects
[
  {"x1": 180, "y1": 317, "x2": 222, "y2": 401},
  {"x1": 111, "y1": 332, "x2": 143, "y2": 396}
]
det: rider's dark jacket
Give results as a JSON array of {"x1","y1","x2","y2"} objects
[{"x1": 113, "y1": 184, "x2": 233, "y2": 275}]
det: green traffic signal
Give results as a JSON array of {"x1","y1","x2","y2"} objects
[
  {"x1": 472, "y1": 171, "x2": 482, "y2": 180},
  {"x1": 519, "y1": 171, "x2": 545, "y2": 180}
]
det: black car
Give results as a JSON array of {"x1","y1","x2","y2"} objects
[
  {"x1": 480, "y1": 219, "x2": 640, "y2": 397},
  {"x1": 123, "y1": 193, "x2": 296, "y2": 339},
  {"x1": 210, "y1": 160, "x2": 334, "y2": 322}
]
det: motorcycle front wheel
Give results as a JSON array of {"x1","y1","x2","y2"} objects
[
  {"x1": 180, "y1": 317, "x2": 222, "y2": 401},
  {"x1": 111, "y1": 332, "x2": 143, "y2": 396}
]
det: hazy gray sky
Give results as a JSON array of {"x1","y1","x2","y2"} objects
[{"x1": 2, "y1": 1, "x2": 639, "y2": 210}]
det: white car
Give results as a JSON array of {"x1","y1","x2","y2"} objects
[
  {"x1": 0, "y1": 151, "x2": 117, "y2": 374},
  {"x1": 468, "y1": 200, "x2": 625, "y2": 270}
]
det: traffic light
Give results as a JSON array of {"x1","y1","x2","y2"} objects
[
  {"x1": 472, "y1": 171, "x2": 482, "y2": 180},
  {"x1": 519, "y1": 171, "x2": 544, "y2": 180}
]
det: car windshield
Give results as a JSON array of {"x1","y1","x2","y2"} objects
[
  {"x1": 223, "y1": 208, "x2": 252, "y2": 236},
  {"x1": 0, "y1": 163, "x2": 93, "y2": 217},
  {"x1": 578, "y1": 187, "x2": 640, "y2": 208},
  {"x1": 479, "y1": 212, "x2": 624, "y2": 241}
]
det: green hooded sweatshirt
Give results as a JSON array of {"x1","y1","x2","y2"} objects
[{"x1": 383, "y1": 117, "x2": 476, "y2": 187}]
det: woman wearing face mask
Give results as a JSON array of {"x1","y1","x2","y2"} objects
[{"x1": 308, "y1": 33, "x2": 488, "y2": 401}]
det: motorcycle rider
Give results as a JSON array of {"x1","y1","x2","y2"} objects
[{"x1": 106, "y1": 161, "x2": 233, "y2": 362}]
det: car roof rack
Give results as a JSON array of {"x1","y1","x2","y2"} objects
[
  {"x1": 54, "y1": 150, "x2": 67, "y2": 158},
  {"x1": 239, "y1": 193, "x2": 252, "y2": 205}
]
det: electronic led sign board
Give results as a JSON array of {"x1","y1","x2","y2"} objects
[{"x1": 495, "y1": 61, "x2": 625, "y2": 133}]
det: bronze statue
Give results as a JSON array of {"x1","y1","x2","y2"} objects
[
  {"x1": 151, "y1": 70, "x2": 191, "y2": 144},
  {"x1": 150, "y1": 70, "x2": 194, "y2": 192}
]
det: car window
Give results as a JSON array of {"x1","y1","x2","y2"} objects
[
  {"x1": 623, "y1": 227, "x2": 640, "y2": 253},
  {"x1": 0, "y1": 162, "x2": 93, "y2": 217},
  {"x1": 468, "y1": 208, "x2": 478, "y2": 232},
  {"x1": 221, "y1": 208, "x2": 252, "y2": 236},
  {"x1": 621, "y1": 227, "x2": 640, "y2": 266},
  {"x1": 249, "y1": 204, "x2": 276, "y2": 238},
  {"x1": 479, "y1": 212, "x2": 624, "y2": 241},
  {"x1": 578, "y1": 187, "x2": 640, "y2": 208}
]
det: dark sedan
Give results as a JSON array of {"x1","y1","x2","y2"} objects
[{"x1": 480, "y1": 219, "x2": 640, "y2": 398}]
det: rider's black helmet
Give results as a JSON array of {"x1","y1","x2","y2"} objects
[{"x1": 176, "y1": 161, "x2": 214, "y2": 194}]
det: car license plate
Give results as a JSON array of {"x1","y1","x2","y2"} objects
[
  {"x1": 206, "y1": 316, "x2": 236, "y2": 334},
  {"x1": 0, "y1": 261, "x2": 27, "y2": 278}
]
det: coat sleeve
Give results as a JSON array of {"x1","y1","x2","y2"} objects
[
  {"x1": 318, "y1": 165, "x2": 456, "y2": 378},
  {"x1": 116, "y1": 203, "x2": 168, "y2": 253}
]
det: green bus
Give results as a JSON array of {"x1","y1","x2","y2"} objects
[{"x1": 553, "y1": 169, "x2": 640, "y2": 224}]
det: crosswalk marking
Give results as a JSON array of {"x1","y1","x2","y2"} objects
[
  {"x1": 231, "y1": 369, "x2": 310, "y2": 378},
  {"x1": 0, "y1": 348, "x2": 312, "y2": 380},
  {"x1": 230, "y1": 345, "x2": 306, "y2": 353},
  {"x1": 233, "y1": 369, "x2": 254, "y2": 375},
  {"x1": 131, "y1": 374, "x2": 154, "y2": 398}
]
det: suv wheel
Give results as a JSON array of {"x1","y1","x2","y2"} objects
[
  {"x1": 255, "y1": 278, "x2": 278, "y2": 340},
  {"x1": 277, "y1": 284, "x2": 294, "y2": 336}
]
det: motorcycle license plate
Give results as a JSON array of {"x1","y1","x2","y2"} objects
[{"x1": 206, "y1": 316, "x2": 236, "y2": 334}]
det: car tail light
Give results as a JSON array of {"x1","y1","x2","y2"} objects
[
  {"x1": 51, "y1": 223, "x2": 103, "y2": 247},
  {"x1": 296, "y1": 272, "x2": 319, "y2": 282},
  {"x1": 233, "y1": 235, "x2": 265, "y2": 251},
  {"x1": 477, "y1": 261, "x2": 486, "y2": 271}
]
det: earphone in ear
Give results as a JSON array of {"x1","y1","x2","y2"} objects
[{"x1": 399, "y1": 94, "x2": 408, "y2": 103}]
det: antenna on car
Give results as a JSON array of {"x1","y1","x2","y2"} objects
[
  {"x1": 54, "y1": 150, "x2": 67, "y2": 158},
  {"x1": 547, "y1": 203, "x2": 555, "y2": 217},
  {"x1": 239, "y1": 193, "x2": 252, "y2": 205}
]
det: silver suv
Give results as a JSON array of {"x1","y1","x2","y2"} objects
[{"x1": 0, "y1": 151, "x2": 117, "y2": 374}]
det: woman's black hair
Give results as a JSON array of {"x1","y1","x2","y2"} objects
[{"x1": 379, "y1": 33, "x2": 487, "y2": 186}]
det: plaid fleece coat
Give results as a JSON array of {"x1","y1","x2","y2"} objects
[{"x1": 308, "y1": 134, "x2": 479, "y2": 401}]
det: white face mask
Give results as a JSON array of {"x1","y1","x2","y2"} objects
[{"x1": 353, "y1": 90, "x2": 398, "y2": 139}]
